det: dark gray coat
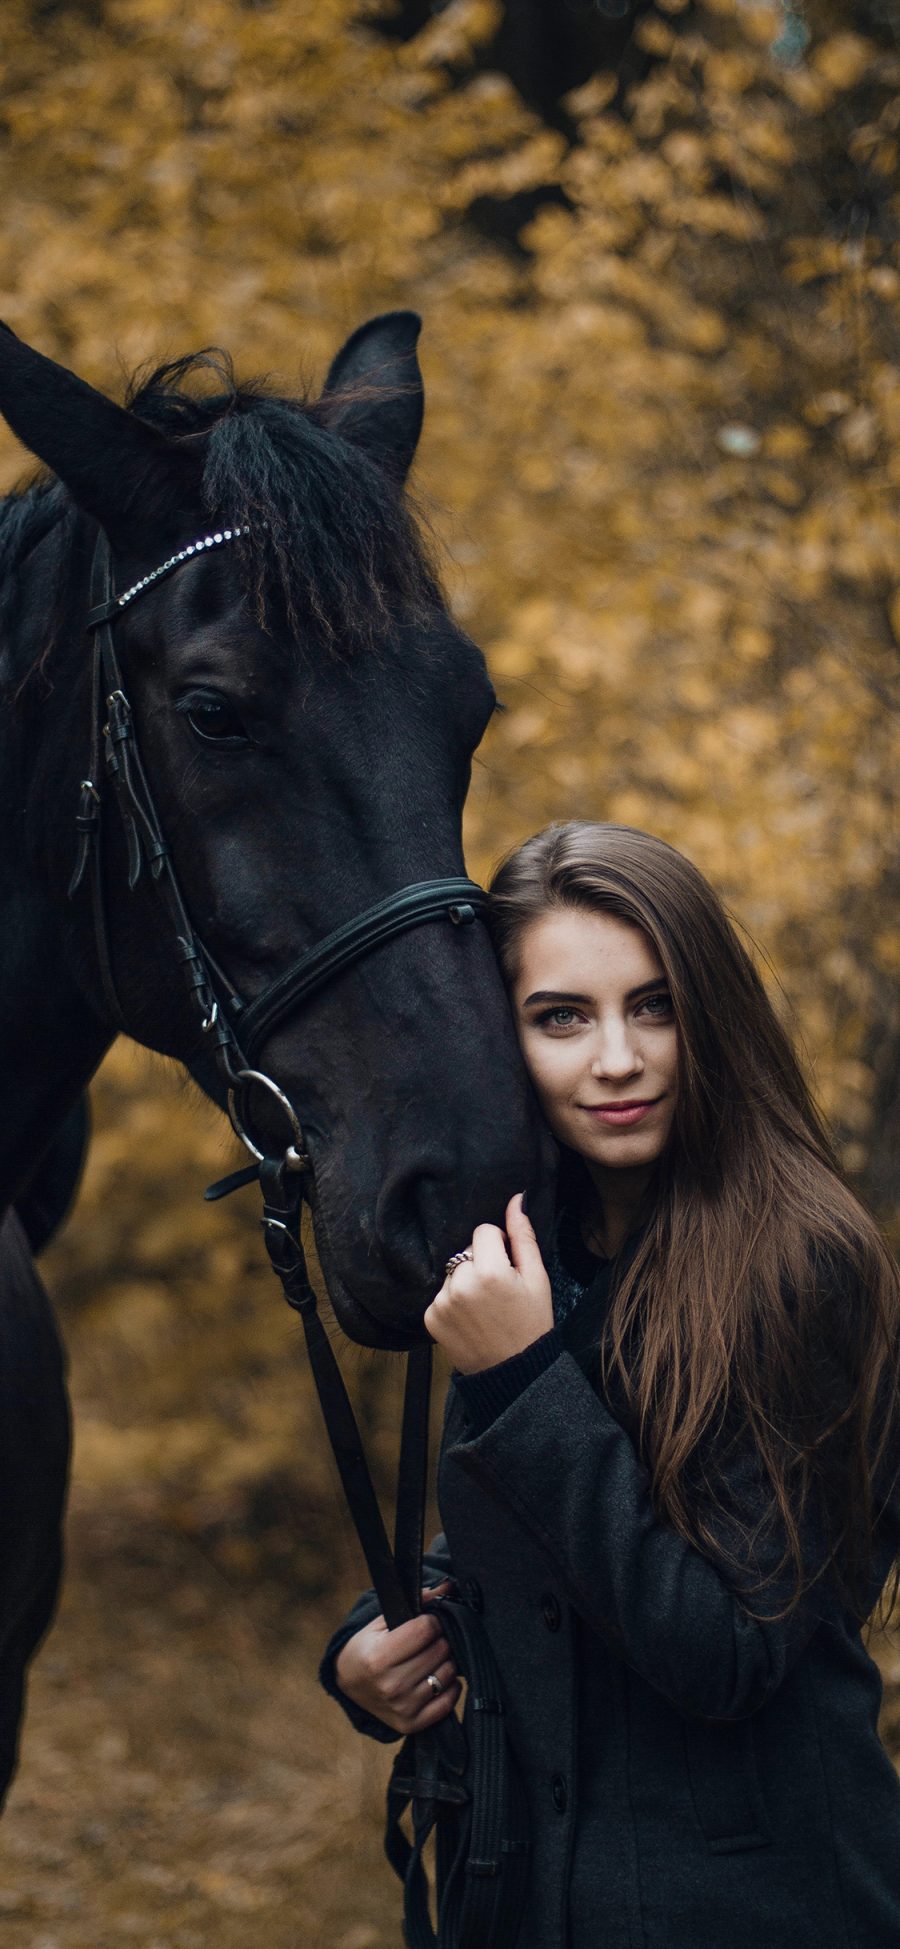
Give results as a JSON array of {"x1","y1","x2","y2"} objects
[{"x1": 322, "y1": 1266, "x2": 900, "y2": 1949}]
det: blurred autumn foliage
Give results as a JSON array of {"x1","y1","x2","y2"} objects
[
  {"x1": 1, "y1": 0, "x2": 894, "y2": 1506},
  {"x1": 1, "y1": 2, "x2": 899, "y2": 1931}
]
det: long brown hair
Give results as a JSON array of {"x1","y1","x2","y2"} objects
[{"x1": 490, "y1": 822, "x2": 900, "y2": 1629}]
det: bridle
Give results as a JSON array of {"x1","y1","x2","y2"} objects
[
  {"x1": 72, "y1": 524, "x2": 487, "y2": 1169},
  {"x1": 69, "y1": 525, "x2": 524, "y2": 1942},
  {"x1": 69, "y1": 522, "x2": 488, "y2": 1611}
]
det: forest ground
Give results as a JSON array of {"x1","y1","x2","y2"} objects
[
  {"x1": 0, "y1": 1479, "x2": 400, "y2": 1949},
  {"x1": 0, "y1": 1436, "x2": 898, "y2": 1948}
]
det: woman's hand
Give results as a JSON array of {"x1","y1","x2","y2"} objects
[
  {"x1": 424, "y1": 1193, "x2": 553, "y2": 1375},
  {"x1": 334, "y1": 1584, "x2": 460, "y2": 1734}
]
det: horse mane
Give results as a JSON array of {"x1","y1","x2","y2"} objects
[
  {"x1": 0, "y1": 350, "x2": 442, "y2": 680},
  {"x1": 0, "y1": 478, "x2": 66, "y2": 581},
  {"x1": 0, "y1": 481, "x2": 88, "y2": 693},
  {"x1": 128, "y1": 350, "x2": 442, "y2": 651}
]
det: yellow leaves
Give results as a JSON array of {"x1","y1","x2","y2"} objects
[
  {"x1": 405, "y1": 0, "x2": 502, "y2": 69},
  {"x1": 608, "y1": 151, "x2": 675, "y2": 206},
  {"x1": 562, "y1": 73, "x2": 619, "y2": 121},
  {"x1": 189, "y1": 1871, "x2": 269, "y2": 1916},
  {"x1": 812, "y1": 34, "x2": 876, "y2": 95},
  {"x1": 761, "y1": 468, "x2": 806, "y2": 507},
  {"x1": 635, "y1": 16, "x2": 676, "y2": 59},
  {"x1": 446, "y1": 127, "x2": 565, "y2": 209},
  {"x1": 804, "y1": 388, "x2": 855, "y2": 425},
  {"x1": 3, "y1": 0, "x2": 898, "y2": 1444},
  {"x1": 675, "y1": 583, "x2": 730, "y2": 634},
  {"x1": 763, "y1": 421, "x2": 811, "y2": 460},
  {"x1": 836, "y1": 406, "x2": 879, "y2": 466},
  {"x1": 720, "y1": 703, "x2": 779, "y2": 757},
  {"x1": 75, "y1": 1414, "x2": 225, "y2": 1492},
  {"x1": 873, "y1": 931, "x2": 900, "y2": 976},
  {"x1": 673, "y1": 670, "x2": 719, "y2": 712},
  {"x1": 704, "y1": 49, "x2": 757, "y2": 95},
  {"x1": 731, "y1": 624, "x2": 773, "y2": 665},
  {"x1": 849, "y1": 124, "x2": 899, "y2": 182},
  {"x1": 660, "y1": 129, "x2": 711, "y2": 188},
  {"x1": 869, "y1": 265, "x2": 900, "y2": 300}
]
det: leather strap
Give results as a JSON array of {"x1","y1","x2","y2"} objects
[
  {"x1": 259, "y1": 1155, "x2": 416, "y2": 1631},
  {"x1": 256, "y1": 1161, "x2": 466, "y2": 1745},
  {"x1": 386, "y1": 1598, "x2": 530, "y2": 1948},
  {"x1": 68, "y1": 541, "x2": 128, "y2": 1028},
  {"x1": 74, "y1": 534, "x2": 249, "y2": 1072},
  {"x1": 394, "y1": 1342, "x2": 433, "y2": 1617},
  {"x1": 234, "y1": 880, "x2": 487, "y2": 1062}
]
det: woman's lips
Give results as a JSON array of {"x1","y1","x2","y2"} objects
[{"x1": 581, "y1": 1097, "x2": 661, "y2": 1127}]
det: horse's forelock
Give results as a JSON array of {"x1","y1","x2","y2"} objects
[{"x1": 127, "y1": 352, "x2": 442, "y2": 653}]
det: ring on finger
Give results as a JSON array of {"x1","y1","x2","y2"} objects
[
  {"x1": 425, "y1": 1672, "x2": 444, "y2": 1696},
  {"x1": 445, "y1": 1249, "x2": 474, "y2": 1277}
]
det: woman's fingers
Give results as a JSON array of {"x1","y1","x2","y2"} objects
[
  {"x1": 334, "y1": 1594, "x2": 462, "y2": 1734},
  {"x1": 470, "y1": 1221, "x2": 512, "y2": 1272},
  {"x1": 417, "y1": 1657, "x2": 458, "y2": 1699},
  {"x1": 391, "y1": 1636, "x2": 455, "y2": 1695},
  {"x1": 373, "y1": 1631, "x2": 455, "y2": 1704},
  {"x1": 361, "y1": 1610, "x2": 455, "y2": 1690},
  {"x1": 370, "y1": 1608, "x2": 443, "y2": 1666},
  {"x1": 387, "y1": 1649, "x2": 457, "y2": 1709},
  {"x1": 505, "y1": 1191, "x2": 545, "y2": 1276},
  {"x1": 402, "y1": 1669, "x2": 462, "y2": 1733}
]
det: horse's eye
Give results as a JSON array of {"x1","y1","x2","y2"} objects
[{"x1": 177, "y1": 689, "x2": 249, "y2": 747}]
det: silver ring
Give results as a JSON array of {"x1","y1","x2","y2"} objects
[
  {"x1": 227, "y1": 1068, "x2": 310, "y2": 1168},
  {"x1": 425, "y1": 1672, "x2": 443, "y2": 1696},
  {"x1": 445, "y1": 1249, "x2": 474, "y2": 1276}
]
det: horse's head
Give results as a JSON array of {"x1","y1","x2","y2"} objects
[{"x1": 0, "y1": 315, "x2": 552, "y2": 1345}]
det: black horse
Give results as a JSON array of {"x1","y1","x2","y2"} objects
[{"x1": 0, "y1": 311, "x2": 548, "y2": 1805}]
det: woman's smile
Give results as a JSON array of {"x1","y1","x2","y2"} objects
[{"x1": 580, "y1": 1095, "x2": 665, "y2": 1126}]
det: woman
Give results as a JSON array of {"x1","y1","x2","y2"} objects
[{"x1": 321, "y1": 822, "x2": 900, "y2": 1949}]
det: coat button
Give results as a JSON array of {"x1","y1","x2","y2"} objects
[
  {"x1": 541, "y1": 1590, "x2": 561, "y2": 1631},
  {"x1": 551, "y1": 1773, "x2": 568, "y2": 1814},
  {"x1": 464, "y1": 1578, "x2": 484, "y2": 1614}
]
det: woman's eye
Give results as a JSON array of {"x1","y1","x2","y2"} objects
[
  {"x1": 638, "y1": 992, "x2": 672, "y2": 1018},
  {"x1": 536, "y1": 1006, "x2": 581, "y2": 1030},
  {"x1": 177, "y1": 691, "x2": 249, "y2": 747}
]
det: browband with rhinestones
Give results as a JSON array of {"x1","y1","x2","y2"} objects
[{"x1": 86, "y1": 525, "x2": 251, "y2": 630}]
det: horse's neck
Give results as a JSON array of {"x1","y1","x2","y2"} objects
[
  {"x1": 0, "y1": 524, "x2": 110, "y2": 1208},
  {"x1": 0, "y1": 881, "x2": 108, "y2": 1211}
]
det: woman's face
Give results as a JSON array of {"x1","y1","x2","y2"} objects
[{"x1": 511, "y1": 907, "x2": 678, "y2": 1174}]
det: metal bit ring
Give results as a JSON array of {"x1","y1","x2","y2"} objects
[{"x1": 227, "y1": 1067, "x2": 310, "y2": 1170}]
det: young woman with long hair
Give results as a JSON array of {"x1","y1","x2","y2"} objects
[{"x1": 321, "y1": 822, "x2": 900, "y2": 1948}]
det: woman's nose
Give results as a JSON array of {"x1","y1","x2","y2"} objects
[{"x1": 591, "y1": 1023, "x2": 643, "y2": 1079}]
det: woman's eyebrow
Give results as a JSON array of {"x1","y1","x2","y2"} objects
[
  {"x1": 522, "y1": 978, "x2": 670, "y2": 1007},
  {"x1": 522, "y1": 989, "x2": 593, "y2": 1006}
]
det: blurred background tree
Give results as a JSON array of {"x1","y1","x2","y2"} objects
[{"x1": 0, "y1": 2, "x2": 898, "y2": 1941}]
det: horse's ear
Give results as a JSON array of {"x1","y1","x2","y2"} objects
[
  {"x1": 319, "y1": 310, "x2": 424, "y2": 485},
  {"x1": 0, "y1": 323, "x2": 197, "y2": 548}
]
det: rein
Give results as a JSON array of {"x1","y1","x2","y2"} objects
[{"x1": 70, "y1": 526, "x2": 524, "y2": 1940}]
